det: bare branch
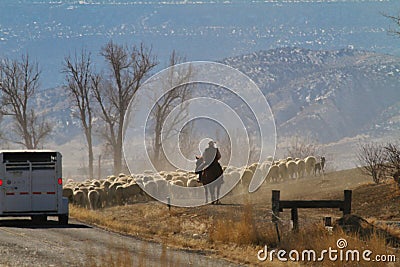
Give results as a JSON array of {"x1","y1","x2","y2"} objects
[
  {"x1": 93, "y1": 41, "x2": 157, "y2": 174},
  {"x1": 0, "y1": 54, "x2": 51, "y2": 149},
  {"x1": 382, "y1": 12, "x2": 400, "y2": 36},
  {"x1": 63, "y1": 49, "x2": 95, "y2": 178},
  {"x1": 148, "y1": 50, "x2": 192, "y2": 169},
  {"x1": 356, "y1": 142, "x2": 386, "y2": 184}
]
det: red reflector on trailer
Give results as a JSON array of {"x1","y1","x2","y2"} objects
[
  {"x1": 20, "y1": 192, "x2": 29, "y2": 195},
  {"x1": 6, "y1": 193, "x2": 14, "y2": 195},
  {"x1": 47, "y1": 192, "x2": 55, "y2": 195},
  {"x1": 33, "y1": 192, "x2": 41, "y2": 195},
  {"x1": 0, "y1": 179, "x2": 2, "y2": 186},
  {"x1": 58, "y1": 178, "x2": 62, "y2": 185}
]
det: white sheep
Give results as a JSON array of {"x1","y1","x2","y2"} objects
[
  {"x1": 187, "y1": 178, "x2": 202, "y2": 187},
  {"x1": 304, "y1": 156, "x2": 317, "y2": 177},
  {"x1": 73, "y1": 189, "x2": 87, "y2": 208},
  {"x1": 62, "y1": 187, "x2": 74, "y2": 203},
  {"x1": 116, "y1": 176, "x2": 129, "y2": 183},
  {"x1": 154, "y1": 179, "x2": 170, "y2": 200},
  {"x1": 241, "y1": 168, "x2": 254, "y2": 189},
  {"x1": 95, "y1": 187, "x2": 107, "y2": 208},
  {"x1": 172, "y1": 176, "x2": 188, "y2": 186},
  {"x1": 165, "y1": 174, "x2": 173, "y2": 181},
  {"x1": 266, "y1": 164, "x2": 280, "y2": 183},
  {"x1": 143, "y1": 175, "x2": 153, "y2": 183},
  {"x1": 107, "y1": 182, "x2": 124, "y2": 206},
  {"x1": 278, "y1": 161, "x2": 288, "y2": 181},
  {"x1": 171, "y1": 180, "x2": 185, "y2": 187},
  {"x1": 248, "y1": 163, "x2": 258, "y2": 173},
  {"x1": 90, "y1": 180, "x2": 101, "y2": 187},
  {"x1": 286, "y1": 160, "x2": 298, "y2": 179},
  {"x1": 107, "y1": 175, "x2": 117, "y2": 181},
  {"x1": 143, "y1": 180, "x2": 158, "y2": 200},
  {"x1": 88, "y1": 189, "x2": 101, "y2": 210},
  {"x1": 115, "y1": 185, "x2": 126, "y2": 205},
  {"x1": 296, "y1": 159, "x2": 306, "y2": 178}
]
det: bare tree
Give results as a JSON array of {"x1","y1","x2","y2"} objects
[
  {"x1": 383, "y1": 143, "x2": 400, "y2": 186},
  {"x1": 92, "y1": 41, "x2": 157, "y2": 174},
  {"x1": 384, "y1": 143, "x2": 400, "y2": 171},
  {"x1": 63, "y1": 49, "x2": 95, "y2": 179},
  {"x1": 148, "y1": 51, "x2": 191, "y2": 170},
  {"x1": 178, "y1": 120, "x2": 197, "y2": 160},
  {"x1": 356, "y1": 142, "x2": 386, "y2": 184},
  {"x1": 0, "y1": 54, "x2": 51, "y2": 149},
  {"x1": 214, "y1": 127, "x2": 231, "y2": 167},
  {"x1": 285, "y1": 134, "x2": 320, "y2": 159}
]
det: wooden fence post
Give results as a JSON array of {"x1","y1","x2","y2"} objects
[
  {"x1": 291, "y1": 208, "x2": 298, "y2": 231},
  {"x1": 272, "y1": 190, "x2": 280, "y2": 222},
  {"x1": 343, "y1": 190, "x2": 352, "y2": 216},
  {"x1": 271, "y1": 190, "x2": 281, "y2": 242},
  {"x1": 324, "y1": 217, "x2": 332, "y2": 227}
]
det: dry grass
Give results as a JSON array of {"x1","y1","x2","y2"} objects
[
  {"x1": 70, "y1": 168, "x2": 400, "y2": 266},
  {"x1": 209, "y1": 203, "x2": 278, "y2": 247},
  {"x1": 279, "y1": 224, "x2": 397, "y2": 266},
  {"x1": 351, "y1": 179, "x2": 400, "y2": 220},
  {"x1": 70, "y1": 205, "x2": 143, "y2": 236}
]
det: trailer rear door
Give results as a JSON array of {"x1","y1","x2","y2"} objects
[
  {"x1": 2, "y1": 161, "x2": 58, "y2": 213},
  {"x1": 3, "y1": 163, "x2": 31, "y2": 212},
  {"x1": 31, "y1": 162, "x2": 58, "y2": 211}
]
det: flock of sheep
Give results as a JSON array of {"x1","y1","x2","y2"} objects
[{"x1": 63, "y1": 155, "x2": 325, "y2": 210}]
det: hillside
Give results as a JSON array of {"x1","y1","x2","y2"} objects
[
  {"x1": 1, "y1": 47, "x2": 398, "y2": 174},
  {"x1": 0, "y1": 1, "x2": 398, "y2": 87},
  {"x1": 70, "y1": 168, "x2": 400, "y2": 266},
  {"x1": 222, "y1": 48, "x2": 400, "y2": 143}
]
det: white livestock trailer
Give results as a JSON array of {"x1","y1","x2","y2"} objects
[{"x1": 0, "y1": 150, "x2": 68, "y2": 224}]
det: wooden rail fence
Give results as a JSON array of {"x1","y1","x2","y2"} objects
[{"x1": 271, "y1": 190, "x2": 352, "y2": 231}]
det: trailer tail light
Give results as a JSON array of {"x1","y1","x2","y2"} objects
[
  {"x1": 0, "y1": 179, "x2": 2, "y2": 186},
  {"x1": 58, "y1": 178, "x2": 63, "y2": 185}
]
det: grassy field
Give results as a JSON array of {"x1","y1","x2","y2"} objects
[{"x1": 70, "y1": 168, "x2": 400, "y2": 266}]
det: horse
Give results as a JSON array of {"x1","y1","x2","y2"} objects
[{"x1": 195, "y1": 155, "x2": 223, "y2": 204}]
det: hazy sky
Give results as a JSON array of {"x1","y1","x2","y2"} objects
[{"x1": 0, "y1": 0, "x2": 398, "y2": 88}]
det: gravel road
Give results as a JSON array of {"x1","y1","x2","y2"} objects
[{"x1": 0, "y1": 217, "x2": 242, "y2": 267}]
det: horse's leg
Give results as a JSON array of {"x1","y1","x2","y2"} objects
[
  {"x1": 210, "y1": 184, "x2": 216, "y2": 204},
  {"x1": 204, "y1": 185, "x2": 209, "y2": 204},
  {"x1": 215, "y1": 183, "x2": 221, "y2": 205}
]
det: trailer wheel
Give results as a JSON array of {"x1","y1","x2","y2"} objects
[
  {"x1": 58, "y1": 214, "x2": 68, "y2": 225},
  {"x1": 31, "y1": 215, "x2": 47, "y2": 224}
]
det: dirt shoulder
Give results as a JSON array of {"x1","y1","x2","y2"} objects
[{"x1": 70, "y1": 168, "x2": 400, "y2": 266}]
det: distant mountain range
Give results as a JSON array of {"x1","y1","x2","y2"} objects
[
  {"x1": 1, "y1": 0, "x2": 400, "y2": 173},
  {"x1": 223, "y1": 48, "x2": 400, "y2": 144},
  {"x1": 8, "y1": 47, "x2": 396, "y2": 173},
  {"x1": 0, "y1": 0, "x2": 398, "y2": 88}
]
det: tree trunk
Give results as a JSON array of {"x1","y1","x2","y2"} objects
[
  {"x1": 98, "y1": 155, "x2": 102, "y2": 180},
  {"x1": 114, "y1": 117, "x2": 124, "y2": 175},
  {"x1": 88, "y1": 135, "x2": 94, "y2": 179},
  {"x1": 114, "y1": 147, "x2": 122, "y2": 175}
]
